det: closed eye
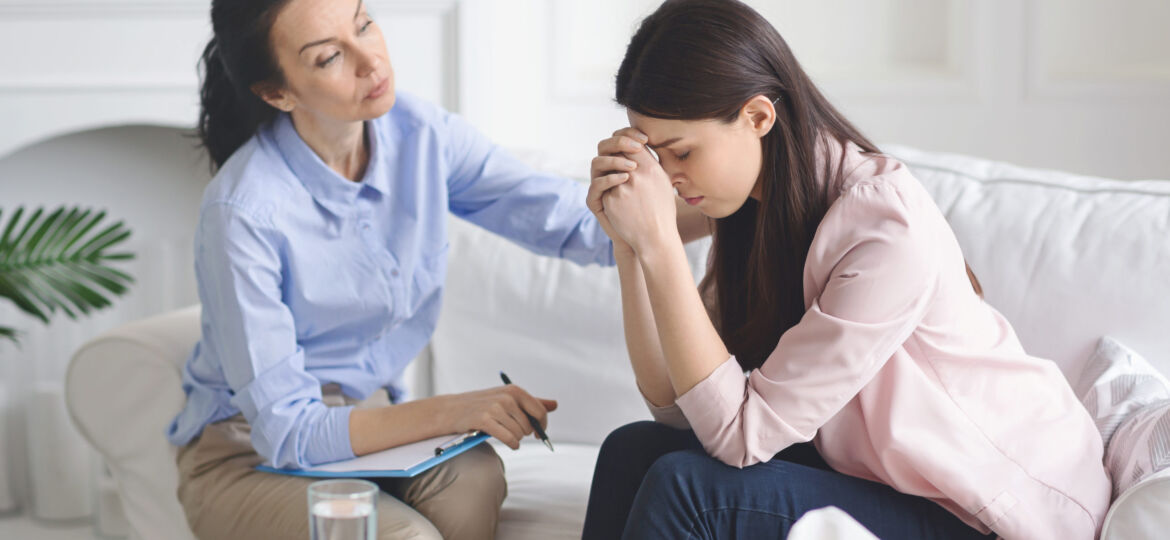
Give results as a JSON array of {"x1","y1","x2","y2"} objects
[
  {"x1": 318, "y1": 51, "x2": 341, "y2": 67},
  {"x1": 359, "y1": 20, "x2": 373, "y2": 33},
  {"x1": 676, "y1": 151, "x2": 691, "y2": 161}
]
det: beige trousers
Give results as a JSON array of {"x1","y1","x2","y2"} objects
[{"x1": 175, "y1": 386, "x2": 507, "y2": 540}]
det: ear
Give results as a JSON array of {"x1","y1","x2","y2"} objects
[
  {"x1": 251, "y1": 81, "x2": 296, "y2": 112},
  {"x1": 739, "y1": 94, "x2": 776, "y2": 138}
]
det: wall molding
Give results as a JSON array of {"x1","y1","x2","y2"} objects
[
  {"x1": 545, "y1": 0, "x2": 986, "y2": 104},
  {"x1": 1024, "y1": 0, "x2": 1170, "y2": 100},
  {"x1": 0, "y1": 0, "x2": 463, "y2": 158},
  {"x1": 0, "y1": 1, "x2": 461, "y2": 94},
  {"x1": 0, "y1": 79, "x2": 196, "y2": 93},
  {"x1": 0, "y1": 0, "x2": 459, "y2": 16},
  {"x1": 0, "y1": 1, "x2": 206, "y2": 17}
]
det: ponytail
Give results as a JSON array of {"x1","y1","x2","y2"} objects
[{"x1": 197, "y1": 0, "x2": 291, "y2": 172}]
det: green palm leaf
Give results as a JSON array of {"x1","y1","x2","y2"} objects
[{"x1": 0, "y1": 205, "x2": 135, "y2": 344}]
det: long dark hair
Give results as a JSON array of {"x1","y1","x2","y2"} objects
[
  {"x1": 198, "y1": 0, "x2": 292, "y2": 171},
  {"x1": 617, "y1": 0, "x2": 980, "y2": 371}
]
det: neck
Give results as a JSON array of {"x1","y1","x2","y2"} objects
[{"x1": 289, "y1": 110, "x2": 369, "y2": 182}]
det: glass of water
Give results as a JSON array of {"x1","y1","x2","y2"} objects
[{"x1": 308, "y1": 479, "x2": 378, "y2": 540}]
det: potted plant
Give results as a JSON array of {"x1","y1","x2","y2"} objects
[{"x1": 0, "y1": 206, "x2": 134, "y2": 343}]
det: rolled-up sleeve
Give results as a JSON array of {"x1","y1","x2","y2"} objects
[
  {"x1": 197, "y1": 203, "x2": 355, "y2": 468},
  {"x1": 676, "y1": 181, "x2": 938, "y2": 467},
  {"x1": 441, "y1": 111, "x2": 614, "y2": 267},
  {"x1": 637, "y1": 383, "x2": 692, "y2": 430}
]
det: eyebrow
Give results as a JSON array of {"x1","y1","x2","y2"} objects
[
  {"x1": 298, "y1": 0, "x2": 365, "y2": 54},
  {"x1": 648, "y1": 137, "x2": 682, "y2": 150}
]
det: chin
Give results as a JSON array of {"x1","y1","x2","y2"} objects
[
  {"x1": 359, "y1": 90, "x2": 396, "y2": 120},
  {"x1": 703, "y1": 203, "x2": 737, "y2": 219}
]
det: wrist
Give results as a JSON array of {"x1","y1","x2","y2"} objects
[
  {"x1": 425, "y1": 394, "x2": 456, "y2": 433},
  {"x1": 614, "y1": 243, "x2": 638, "y2": 263},
  {"x1": 634, "y1": 229, "x2": 684, "y2": 266}
]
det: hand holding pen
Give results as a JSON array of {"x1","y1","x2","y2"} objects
[
  {"x1": 500, "y1": 371, "x2": 555, "y2": 452},
  {"x1": 438, "y1": 373, "x2": 557, "y2": 451}
]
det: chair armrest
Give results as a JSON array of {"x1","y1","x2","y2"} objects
[{"x1": 65, "y1": 305, "x2": 201, "y2": 540}]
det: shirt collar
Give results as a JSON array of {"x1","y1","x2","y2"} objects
[{"x1": 271, "y1": 113, "x2": 391, "y2": 215}]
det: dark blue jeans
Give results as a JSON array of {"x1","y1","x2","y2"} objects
[{"x1": 582, "y1": 421, "x2": 994, "y2": 540}]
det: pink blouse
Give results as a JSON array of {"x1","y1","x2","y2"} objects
[{"x1": 646, "y1": 141, "x2": 1110, "y2": 539}]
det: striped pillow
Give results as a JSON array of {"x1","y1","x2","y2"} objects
[
  {"x1": 1075, "y1": 337, "x2": 1170, "y2": 498},
  {"x1": 1106, "y1": 399, "x2": 1170, "y2": 498}
]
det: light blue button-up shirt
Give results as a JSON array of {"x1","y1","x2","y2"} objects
[{"x1": 167, "y1": 92, "x2": 614, "y2": 468}]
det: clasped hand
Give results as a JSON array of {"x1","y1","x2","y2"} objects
[{"x1": 587, "y1": 128, "x2": 680, "y2": 256}]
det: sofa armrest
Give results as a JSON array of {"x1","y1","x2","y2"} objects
[{"x1": 65, "y1": 305, "x2": 201, "y2": 540}]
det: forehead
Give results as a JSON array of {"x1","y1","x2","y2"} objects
[
  {"x1": 626, "y1": 111, "x2": 724, "y2": 143},
  {"x1": 271, "y1": 0, "x2": 359, "y2": 46}
]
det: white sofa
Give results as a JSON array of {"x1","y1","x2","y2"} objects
[{"x1": 66, "y1": 145, "x2": 1170, "y2": 539}]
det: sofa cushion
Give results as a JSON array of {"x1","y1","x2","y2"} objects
[
  {"x1": 432, "y1": 214, "x2": 711, "y2": 445},
  {"x1": 428, "y1": 147, "x2": 708, "y2": 445},
  {"x1": 885, "y1": 145, "x2": 1170, "y2": 382},
  {"x1": 494, "y1": 441, "x2": 599, "y2": 540}
]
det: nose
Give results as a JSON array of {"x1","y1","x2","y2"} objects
[{"x1": 355, "y1": 45, "x2": 381, "y2": 79}]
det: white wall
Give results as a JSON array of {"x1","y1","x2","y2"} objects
[{"x1": 458, "y1": 0, "x2": 1170, "y2": 180}]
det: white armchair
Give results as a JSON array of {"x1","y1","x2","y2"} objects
[{"x1": 66, "y1": 306, "x2": 200, "y2": 540}]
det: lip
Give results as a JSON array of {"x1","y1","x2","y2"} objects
[
  {"x1": 365, "y1": 78, "x2": 390, "y2": 100},
  {"x1": 684, "y1": 196, "x2": 704, "y2": 206}
]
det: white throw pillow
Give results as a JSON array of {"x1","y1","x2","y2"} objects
[{"x1": 1074, "y1": 336, "x2": 1170, "y2": 498}]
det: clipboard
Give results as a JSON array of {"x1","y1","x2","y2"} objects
[{"x1": 256, "y1": 432, "x2": 491, "y2": 478}]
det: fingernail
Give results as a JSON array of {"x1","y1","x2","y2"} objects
[
  {"x1": 625, "y1": 160, "x2": 637, "y2": 168},
  {"x1": 635, "y1": 132, "x2": 648, "y2": 142}
]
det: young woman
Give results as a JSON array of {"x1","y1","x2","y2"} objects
[
  {"x1": 165, "y1": 1, "x2": 705, "y2": 538},
  {"x1": 582, "y1": 1, "x2": 1110, "y2": 539}
]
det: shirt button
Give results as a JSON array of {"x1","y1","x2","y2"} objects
[
  {"x1": 362, "y1": 223, "x2": 371, "y2": 231},
  {"x1": 391, "y1": 269, "x2": 400, "y2": 278}
]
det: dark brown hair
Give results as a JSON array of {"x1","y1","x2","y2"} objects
[
  {"x1": 197, "y1": 0, "x2": 292, "y2": 171},
  {"x1": 617, "y1": 0, "x2": 980, "y2": 370}
]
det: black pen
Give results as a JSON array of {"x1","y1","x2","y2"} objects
[{"x1": 499, "y1": 371, "x2": 554, "y2": 452}]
